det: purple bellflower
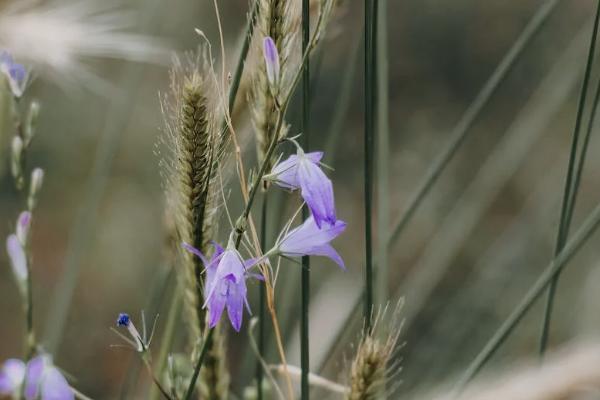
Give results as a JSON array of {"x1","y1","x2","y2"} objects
[
  {"x1": 265, "y1": 149, "x2": 336, "y2": 228},
  {"x1": 0, "y1": 51, "x2": 27, "y2": 98},
  {"x1": 0, "y1": 356, "x2": 73, "y2": 400},
  {"x1": 275, "y1": 216, "x2": 346, "y2": 269},
  {"x1": 183, "y1": 242, "x2": 255, "y2": 332}
]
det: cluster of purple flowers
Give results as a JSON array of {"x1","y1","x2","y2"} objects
[
  {"x1": 0, "y1": 356, "x2": 73, "y2": 400},
  {"x1": 180, "y1": 36, "x2": 346, "y2": 332},
  {"x1": 184, "y1": 147, "x2": 346, "y2": 332}
]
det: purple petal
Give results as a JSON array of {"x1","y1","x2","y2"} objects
[
  {"x1": 17, "y1": 211, "x2": 32, "y2": 245},
  {"x1": 25, "y1": 356, "x2": 45, "y2": 400},
  {"x1": 207, "y1": 281, "x2": 227, "y2": 328},
  {"x1": 304, "y1": 151, "x2": 324, "y2": 164},
  {"x1": 270, "y1": 154, "x2": 301, "y2": 189},
  {"x1": 181, "y1": 242, "x2": 208, "y2": 266},
  {"x1": 246, "y1": 272, "x2": 265, "y2": 281},
  {"x1": 0, "y1": 359, "x2": 25, "y2": 395},
  {"x1": 263, "y1": 36, "x2": 280, "y2": 86},
  {"x1": 6, "y1": 234, "x2": 27, "y2": 282},
  {"x1": 226, "y1": 280, "x2": 247, "y2": 332},
  {"x1": 279, "y1": 218, "x2": 346, "y2": 267},
  {"x1": 280, "y1": 217, "x2": 346, "y2": 254},
  {"x1": 308, "y1": 244, "x2": 345, "y2": 270},
  {"x1": 297, "y1": 158, "x2": 336, "y2": 228},
  {"x1": 40, "y1": 367, "x2": 73, "y2": 400}
]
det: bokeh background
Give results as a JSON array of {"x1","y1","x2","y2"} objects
[{"x1": 1, "y1": 0, "x2": 600, "y2": 398}]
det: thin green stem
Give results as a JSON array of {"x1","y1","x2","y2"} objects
[
  {"x1": 149, "y1": 289, "x2": 181, "y2": 400},
  {"x1": 454, "y1": 200, "x2": 600, "y2": 394},
  {"x1": 143, "y1": 356, "x2": 173, "y2": 400},
  {"x1": 388, "y1": 0, "x2": 561, "y2": 248},
  {"x1": 324, "y1": 30, "x2": 362, "y2": 164},
  {"x1": 183, "y1": 329, "x2": 214, "y2": 400},
  {"x1": 257, "y1": 196, "x2": 267, "y2": 400},
  {"x1": 301, "y1": 0, "x2": 311, "y2": 398},
  {"x1": 364, "y1": 0, "x2": 378, "y2": 333},
  {"x1": 539, "y1": 0, "x2": 600, "y2": 356},
  {"x1": 228, "y1": 0, "x2": 259, "y2": 113},
  {"x1": 376, "y1": 0, "x2": 390, "y2": 307}
]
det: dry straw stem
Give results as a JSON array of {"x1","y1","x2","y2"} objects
[
  {"x1": 347, "y1": 301, "x2": 404, "y2": 400},
  {"x1": 426, "y1": 342, "x2": 600, "y2": 400},
  {"x1": 160, "y1": 50, "x2": 229, "y2": 396}
]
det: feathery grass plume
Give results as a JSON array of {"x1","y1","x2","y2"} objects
[
  {"x1": 249, "y1": 0, "x2": 294, "y2": 171},
  {"x1": 0, "y1": 0, "x2": 167, "y2": 92},
  {"x1": 248, "y1": 0, "x2": 337, "y2": 172},
  {"x1": 346, "y1": 300, "x2": 404, "y2": 400},
  {"x1": 160, "y1": 49, "x2": 230, "y2": 398}
]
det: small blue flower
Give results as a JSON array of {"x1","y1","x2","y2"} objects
[
  {"x1": 115, "y1": 313, "x2": 144, "y2": 352},
  {"x1": 0, "y1": 50, "x2": 27, "y2": 98},
  {"x1": 116, "y1": 313, "x2": 130, "y2": 327}
]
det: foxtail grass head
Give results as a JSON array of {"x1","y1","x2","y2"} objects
[{"x1": 347, "y1": 300, "x2": 404, "y2": 400}]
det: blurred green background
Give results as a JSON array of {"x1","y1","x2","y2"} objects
[{"x1": 1, "y1": 0, "x2": 600, "y2": 398}]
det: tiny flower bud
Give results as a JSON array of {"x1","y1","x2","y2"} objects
[
  {"x1": 6, "y1": 234, "x2": 27, "y2": 283},
  {"x1": 28, "y1": 168, "x2": 44, "y2": 210},
  {"x1": 16, "y1": 211, "x2": 32, "y2": 246},
  {"x1": 10, "y1": 136, "x2": 24, "y2": 189},
  {"x1": 263, "y1": 37, "x2": 280, "y2": 90},
  {"x1": 24, "y1": 101, "x2": 40, "y2": 145}
]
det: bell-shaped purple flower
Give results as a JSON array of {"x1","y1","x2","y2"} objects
[
  {"x1": 0, "y1": 51, "x2": 27, "y2": 98},
  {"x1": 266, "y1": 150, "x2": 336, "y2": 228},
  {"x1": 0, "y1": 356, "x2": 73, "y2": 400},
  {"x1": 276, "y1": 216, "x2": 346, "y2": 269},
  {"x1": 183, "y1": 242, "x2": 253, "y2": 332}
]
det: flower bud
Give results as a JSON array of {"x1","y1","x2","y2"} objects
[
  {"x1": 28, "y1": 168, "x2": 44, "y2": 210},
  {"x1": 16, "y1": 211, "x2": 31, "y2": 246},
  {"x1": 6, "y1": 234, "x2": 27, "y2": 284},
  {"x1": 263, "y1": 37, "x2": 280, "y2": 91},
  {"x1": 24, "y1": 101, "x2": 40, "y2": 145},
  {"x1": 10, "y1": 136, "x2": 24, "y2": 189}
]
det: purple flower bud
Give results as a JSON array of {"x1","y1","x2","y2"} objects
[
  {"x1": 16, "y1": 211, "x2": 32, "y2": 246},
  {"x1": 263, "y1": 36, "x2": 280, "y2": 88},
  {"x1": 6, "y1": 234, "x2": 27, "y2": 282},
  {"x1": 277, "y1": 216, "x2": 346, "y2": 269}
]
